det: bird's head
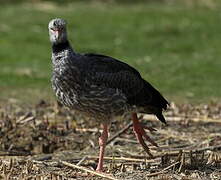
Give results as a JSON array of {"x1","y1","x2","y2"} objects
[{"x1": 48, "y1": 18, "x2": 67, "y2": 44}]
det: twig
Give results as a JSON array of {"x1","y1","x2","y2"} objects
[
  {"x1": 193, "y1": 144, "x2": 221, "y2": 152},
  {"x1": 16, "y1": 116, "x2": 35, "y2": 125},
  {"x1": 60, "y1": 160, "x2": 119, "y2": 180},
  {"x1": 160, "y1": 161, "x2": 180, "y2": 171},
  {"x1": 143, "y1": 115, "x2": 221, "y2": 124},
  {"x1": 146, "y1": 161, "x2": 180, "y2": 177},
  {"x1": 34, "y1": 154, "x2": 52, "y2": 161},
  {"x1": 76, "y1": 128, "x2": 99, "y2": 133},
  {"x1": 87, "y1": 155, "x2": 157, "y2": 163},
  {"x1": 114, "y1": 137, "x2": 137, "y2": 144},
  {"x1": 178, "y1": 153, "x2": 185, "y2": 172},
  {"x1": 76, "y1": 156, "x2": 87, "y2": 166},
  {"x1": 0, "y1": 151, "x2": 33, "y2": 156},
  {"x1": 106, "y1": 122, "x2": 133, "y2": 146}
]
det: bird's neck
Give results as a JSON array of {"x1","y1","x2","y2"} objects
[{"x1": 52, "y1": 40, "x2": 74, "y2": 54}]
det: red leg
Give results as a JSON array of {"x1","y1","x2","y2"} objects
[
  {"x1": 96, "y1": 123, "x2": 109, "y2": 172},
  {"x1": 131, "y1": 113, "x2": 158, "y2": 158}
]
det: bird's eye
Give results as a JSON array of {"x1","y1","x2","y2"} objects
[{"x1": 50, "y1": 28, "x2": 55, "y2": 31}]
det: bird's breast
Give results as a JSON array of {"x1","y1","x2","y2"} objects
[
  {"x1": 51, "y1": 63, "x2": 82, "y2": 107},
  {"x1": 52, "y1": 71, "x2": 130, "y2": 121}
]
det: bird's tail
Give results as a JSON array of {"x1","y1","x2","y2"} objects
[
  {"x1": 156, "y1": 113, "x2": 167, "y2": 124},
  {"x1": 143, "y1": 80, "x2": 169, "y2": 124},
  {"x1": 143, "y1": 80, "x2": 169, "y2": 111}
]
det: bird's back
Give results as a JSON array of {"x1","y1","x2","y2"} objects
[{"x1": 82, "y1": 53, "x2": 169, "y2": 109}]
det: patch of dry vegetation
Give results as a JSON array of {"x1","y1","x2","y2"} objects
[{"x1": 0, "y1": 101, "x2": 221, "y2": 179}]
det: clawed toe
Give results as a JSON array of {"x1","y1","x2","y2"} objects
[
  {"x1": 132, "y1": 113, "x2": 158, "y2": 157},
  {"x1": 135, "y1": 132, "x2": 154, "y2": 157}
]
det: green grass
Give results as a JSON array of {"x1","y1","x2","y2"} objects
[{"x1": 0, "y1": 2, "x2": 221, "y2": 104}]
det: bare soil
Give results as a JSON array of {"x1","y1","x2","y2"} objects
[{"x1": 0, "y1": 100, "x2": 221, "y2": 179}]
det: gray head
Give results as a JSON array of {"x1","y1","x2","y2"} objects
[{"x1": 48, "y1": 18, "x2": 67, "y2": 44}]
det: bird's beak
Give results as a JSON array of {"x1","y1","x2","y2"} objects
[{"x1": 54, "y1": 30, "x2": 60, "y2": 40}]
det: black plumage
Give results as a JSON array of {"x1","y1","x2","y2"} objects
[
  {"x1": 48, "y1": 18, "x2": 169, "y2": 171},
  {"x1": 81, "y1": 53, "x2": 168, "y2": 121}
]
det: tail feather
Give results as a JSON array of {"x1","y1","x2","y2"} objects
[
  {"x1": 143, "y1": 80, "x2": 169, "y2": 124},
  {"x1": 156, "y1": 113, "x2": 167, "y2": 124}
]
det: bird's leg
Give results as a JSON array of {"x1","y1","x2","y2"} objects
[
  {"x1": 96, "y1": 123, "x2": 109, "y2": 172},
  {"x1": 131, "y1": 112, "x2": 158, "y2": 158}
]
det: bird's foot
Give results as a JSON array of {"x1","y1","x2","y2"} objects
[{"x1": 132, "y1": 113, "x2": 158, "y2": 157}]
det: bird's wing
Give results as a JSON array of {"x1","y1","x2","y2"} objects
[
  {"x1": 84, "y1": 53, "x2": 142, "y2": 76},
  {"x1": 82, "y1": 53, "x2": 151, "y2": 102}
]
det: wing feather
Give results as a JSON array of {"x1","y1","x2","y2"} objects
[{"x1": 82, "y1": 53, "x2": 151, "y2": 104}]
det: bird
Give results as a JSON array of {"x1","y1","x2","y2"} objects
[{"x1": 48, "y1": 18, "x2": 169, "y2": 172}]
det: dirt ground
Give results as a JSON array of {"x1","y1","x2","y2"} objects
[{"x1": 0, "y1": 100, "x2": 221, "y2": 180}]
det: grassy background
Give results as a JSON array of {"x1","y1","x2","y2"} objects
[{"x1": 0, "y1": 1, "x2": 221, "y2": 104}]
